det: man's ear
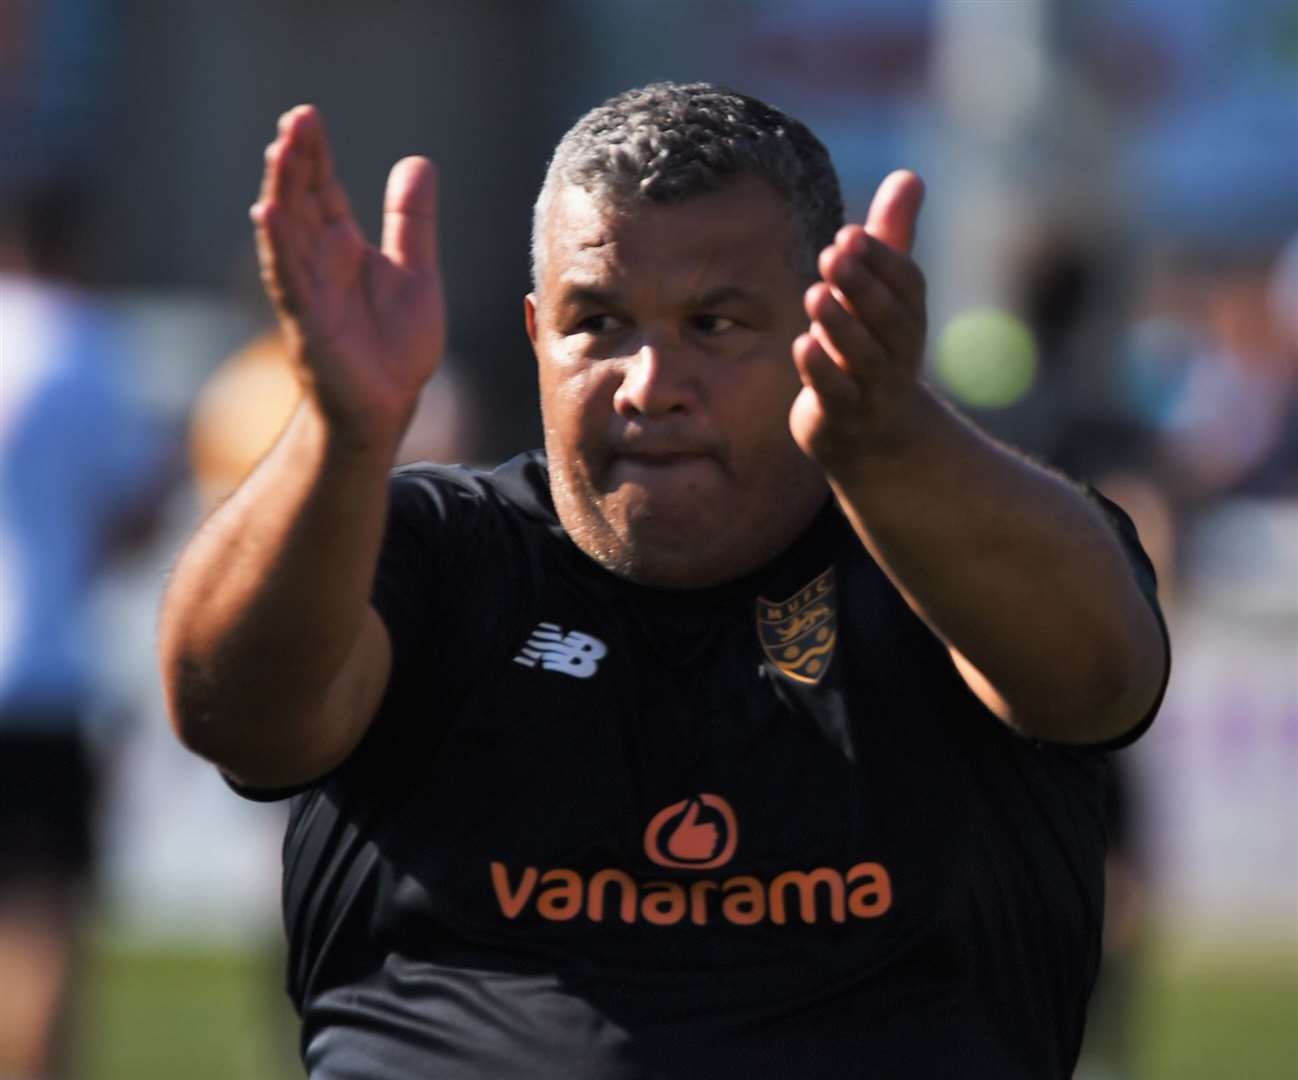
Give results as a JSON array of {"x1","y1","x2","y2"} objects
[{"x1": 524, "y1": 293, "x2": 538, "y2": 350}]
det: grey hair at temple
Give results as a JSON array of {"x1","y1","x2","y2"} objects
[{"x1": 530, "y1": 82, "x2": 845, "y2": 287}]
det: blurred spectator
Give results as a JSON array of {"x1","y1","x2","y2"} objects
[
  {"x1": 0, "y1": 187, "x2": 169, "y2": 1079},
  {"x1": 1120, "y1": 248, "x2": 1298, "y2": 511},
  {"x1": 1010, "y1": 218, "x2": 1149, "y2": 479}
]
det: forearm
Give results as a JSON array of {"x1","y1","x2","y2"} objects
[
  {"x1": 159, "y1": 398, "x2": 395, "y2": 771},
  {"x1": 828, "y1": 386, "x2": 1165, "y2": 742}
]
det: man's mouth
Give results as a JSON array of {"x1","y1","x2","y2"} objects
[
  {"x1": 604, "y1": 450, "x2": 719, "y2": 492},
  {"x1": 614, "y1": 451, "x2": 709, "y2": 466}
]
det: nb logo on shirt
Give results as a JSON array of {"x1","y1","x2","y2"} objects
[{"x1": 513, "y1": 622, "x2": 607, "y2": 678}]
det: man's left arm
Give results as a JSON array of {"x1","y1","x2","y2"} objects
[{"x1": 790, "y1": 172, "x2": 1168, "y2": 745}]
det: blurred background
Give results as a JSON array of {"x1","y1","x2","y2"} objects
[{"x1": 1, "y1": 0, "x2": 1293, "y2": 1077}]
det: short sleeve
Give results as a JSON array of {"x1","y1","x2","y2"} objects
[
  {"x1": 367, "y1": 465, "x2": 515, "y2": 746},
  {"x1": 1082, "y1": 487, "x2": 1172, "y2": 750},
  {"x1": 223, "y1": 464, "x2": 517, "y2": 802}
]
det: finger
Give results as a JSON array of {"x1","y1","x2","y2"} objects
[
  {"x1": 284, "y1": 113, "x2": 325, "y2": 232},
  {"x1": 256, "y1": 109, "x2": 293, "y2": 207},
  {"x1": 293, "y1": 106, "x2": 356, "y2": 227},
  {"x1": 804, "y1": 282, "x2": 889, "y2": 379},
  {"x1": 793, "y1": 331, "x2": 862, "y2": 415},
  {"x1": 817, "y1": 243, "x2": 923, "y2": 360},
  {"x1": 258, "y1": 105, "x2": 311, "y2": 206},
  {"x1": 295, "y1": 108, "x2": 354, "y2": 223},
  {"x1": 294, "y1": 106, "x2": 335, "y2": 190},
  {"x1": 252, "y1": 202, "x2": 314, "y2": 320},
  {"x1": 278, "y1": 109, "x2": 337, "y2": 236},
  {"x1": 258, "y1": 137, "x2": 286, "y2": 210},
  {"x1": 252, "y1": 202, "x2": 293, "y2": 317},
  {"x1": 318, "y1": 168, "x2": 353, "y2": 225},
  {"x1": 252, "y1": 205, "x2": 284, "y2": 312},
  {"x1": 258, "y1": 107, "x2": 335, "y2": 239},
  {"x1": 864, "y1": 169, "x2": 925, "y2": 255},
  {"x1": 256, "y1": 141, "x2": 312, "y2": 243},
  {"x1": 820, "y1": 228, "x2": 924, "y2": 324},
  {"x1": 381, "y1": 156, "x2": 439, "y2": 277}
]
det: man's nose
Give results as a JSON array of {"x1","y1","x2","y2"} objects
[{"x1": 612, "y1": 340, "x2": 699, "y2": 418}]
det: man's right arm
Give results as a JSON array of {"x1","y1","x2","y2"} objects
[
  {"x1": 160, "y1": 105, "x2": 445, "y2": 788},
  {"x1": 159, "y1": 398, "x2": 395, "y2": 789}
]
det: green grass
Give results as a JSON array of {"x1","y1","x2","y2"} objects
[
  {"x1": 1130, "y1": 946, "x2": 1298, "y2": 1080},
  {"x1": 75, "y1": 928, "x2": 1296, "y2": 1079},
  {"x1": 78, "y1": 935, "x2": 299, "y2": 1080}
]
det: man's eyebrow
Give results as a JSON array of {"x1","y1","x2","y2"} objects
[
  {"x1": 553, "y1": 284, "x2": 765, "y2": 310},
  {"x1": 687, "y1": 286, "x2": 764, "y2": 309},
  {"x1": 556, "y1": 285, "x2": 623, "y2": 308}
]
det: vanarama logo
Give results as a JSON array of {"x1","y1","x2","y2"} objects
[{"x1": 489, "y1": 794, "x2": 892, "y2": 928}]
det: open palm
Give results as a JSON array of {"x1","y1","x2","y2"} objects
[{"x1": 251, "y1": 105, "x2": 445, "y2": 449}]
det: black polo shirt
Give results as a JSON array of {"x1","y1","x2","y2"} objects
[{"x1": 239, "y1": 450, "x2": 1167, "y2": 1079}]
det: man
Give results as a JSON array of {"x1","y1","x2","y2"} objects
[
  {"x1": 160, "y1": 83, "x2": 1169, "y2": 1078},
  {"x1": 1, "y1": 187, "x2": 167, "y2": 1079}
]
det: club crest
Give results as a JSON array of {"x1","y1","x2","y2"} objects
[{"x1": 756, "y1": 566, "x2": 837, "y2": 685}]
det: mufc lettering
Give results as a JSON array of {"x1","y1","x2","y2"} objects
[
  {"x1": 489, "y1": 861, "x2": 893, "y2": 927},
  {"x1": 759, "y1": 568, "x2": 834, "y2": 623}
]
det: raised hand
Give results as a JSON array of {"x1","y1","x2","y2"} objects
[
  {"x1": 789, "y1": 170, "x2": 927, "y2": 477},
  {"x1": 250, "y1": 105, "x2": 446, "y2": 452}
]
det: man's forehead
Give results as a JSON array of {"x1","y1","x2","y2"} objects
[
  {"x1": 539, "y1": 177, "x2": 801, "y2": 293},
  {"x1": 547, "y1": 186, "x2": 619, "y2": 261}
]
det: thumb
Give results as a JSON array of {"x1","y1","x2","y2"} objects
[
  {"x1": 678, "y1": 799, "x2": 701, "y2": 828},
  {"x1": 864, "y1": 169, "x2": 925, "y2": 255},
  {"x1": 382, "y1": 156, "x2": 439, "y2": 276}
]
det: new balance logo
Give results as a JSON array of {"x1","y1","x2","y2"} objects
[{"x1": 513, "y1": 622, "x2": 607, "y2": 678}]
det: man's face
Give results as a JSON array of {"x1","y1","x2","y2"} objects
[{"x1": 525, "y1": 175, "x2": 828, "y2": 589}]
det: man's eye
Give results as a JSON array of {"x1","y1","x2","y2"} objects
[
  {"x1": 574, "y1": 314, "x2": 622, "y2": 334},
  {"x1": 692, "y1": 314, "x2": 738, "y2": 335}
]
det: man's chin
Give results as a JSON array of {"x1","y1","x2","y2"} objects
[
  {"x1": 561, "y1": 503, "x2": 734, "y2": 589},
  {"x1": 552, "y1": 469, "x2": 819, "y2": 590},
  {"x1": 607, "y1": 542, "x2": 735, "y2": 590}
]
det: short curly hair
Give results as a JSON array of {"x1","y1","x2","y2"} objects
[{"x1": 531, "y1": 82, "x2": 844, "y2": 286}]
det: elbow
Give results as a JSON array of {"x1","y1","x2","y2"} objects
[
  {"x1": 1043, "y1": 600, "x2": 1169, "y2": 745},
  {"x1": 1092, "y1": 610, "x2": 1169, "y2": 744},
  {"x1": 160, "y1": 651, "x2": 226, "y2": 762},
  {"x1": 158, "y1": 635, "x2": 252, "y2": 769},
  {"x1": 158, "y1": 600, "x2": 214, "y2": 756},
  {"x1": 159, "y1": 647, "x2": 362, "y2": 791},
  {"x1": 162, "y1": 667, "x2": 296, "y2": 788}
]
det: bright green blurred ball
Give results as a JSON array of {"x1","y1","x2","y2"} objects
[{"x1": 935, "y1": 308, "x2": 1039, "y2": 409}]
